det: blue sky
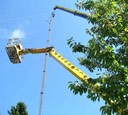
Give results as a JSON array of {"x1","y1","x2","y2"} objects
[{"x1": 0, "y1": 0, "x2": 104, "y2": 115}]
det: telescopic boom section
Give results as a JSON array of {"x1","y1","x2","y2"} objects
[
  {"x1": 19, "y1": 47, "x2": 54, "y2": 55},
  {"x1": 54, "y1": 5, "x2": 90, "y2": 19},
  {"x1": 49, "y1": 48, "x2": 90, "y2": 82},
  {"x1": 21, "y1": 47, "x2": 91, "y2": 83}
]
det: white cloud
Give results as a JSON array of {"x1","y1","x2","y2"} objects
[
  {"x1": 0, "y1": 19, "x2": 28, "y2": 40},
  {"x1": 11, "y1": 29, "x2": 25, "y2": 39}
]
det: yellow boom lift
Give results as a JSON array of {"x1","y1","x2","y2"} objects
[
  {"x1": 6, "y1": 38, "x2": 91, "y2": 84},
  {"x1": 5, "y1": 38, "x2": 110, "y2": 104}
]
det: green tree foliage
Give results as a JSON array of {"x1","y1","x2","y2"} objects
[
  {"x1": 68, "y1": 0, "x2": 128, "y2": 114},
  {"x1": 8, "y1": 102, "x2": 28, "y2": 115}
]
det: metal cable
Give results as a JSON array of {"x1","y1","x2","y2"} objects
[{"x1": 38, "y1": 12, "x2": 55, "y2": 115}]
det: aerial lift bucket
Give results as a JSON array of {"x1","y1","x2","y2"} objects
[{"x1": 6, "y1": 38, "x2": 23, "y2": 64}]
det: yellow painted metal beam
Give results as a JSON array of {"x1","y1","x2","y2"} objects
[{"x1": 49, "y1": 48, "x2": 90, "y2": 83}]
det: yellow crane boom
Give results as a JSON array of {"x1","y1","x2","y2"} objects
[
  {"x1": 6, "y1": 41, "x2": 95, "y2": 86},
  {"x1": 11, "y1": 45, "x2": 91, "y2": 83},
  {"x1": 31, "y1": 47, "x2": 90, "y2": 82},
  {"x1": 6, "y1": 39, "x2": 116, "y2": 111},
  {"x1": 5, "y1": 41, "x2": 102, "y2": 94}
]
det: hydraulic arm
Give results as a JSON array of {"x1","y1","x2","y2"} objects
[
  {"x1": 6, "y1": 43, "x2": 90, "y2": 82},
  {"x1": 24, "y1": 47, "x2": 90, "y2": 82},
  {"x1": 6, "y1": 40, "x2": 93, "y2": 85}
]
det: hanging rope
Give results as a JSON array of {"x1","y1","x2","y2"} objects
[{"x1": 38, "y1": 12, "x2": 55, "y2": 115}]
